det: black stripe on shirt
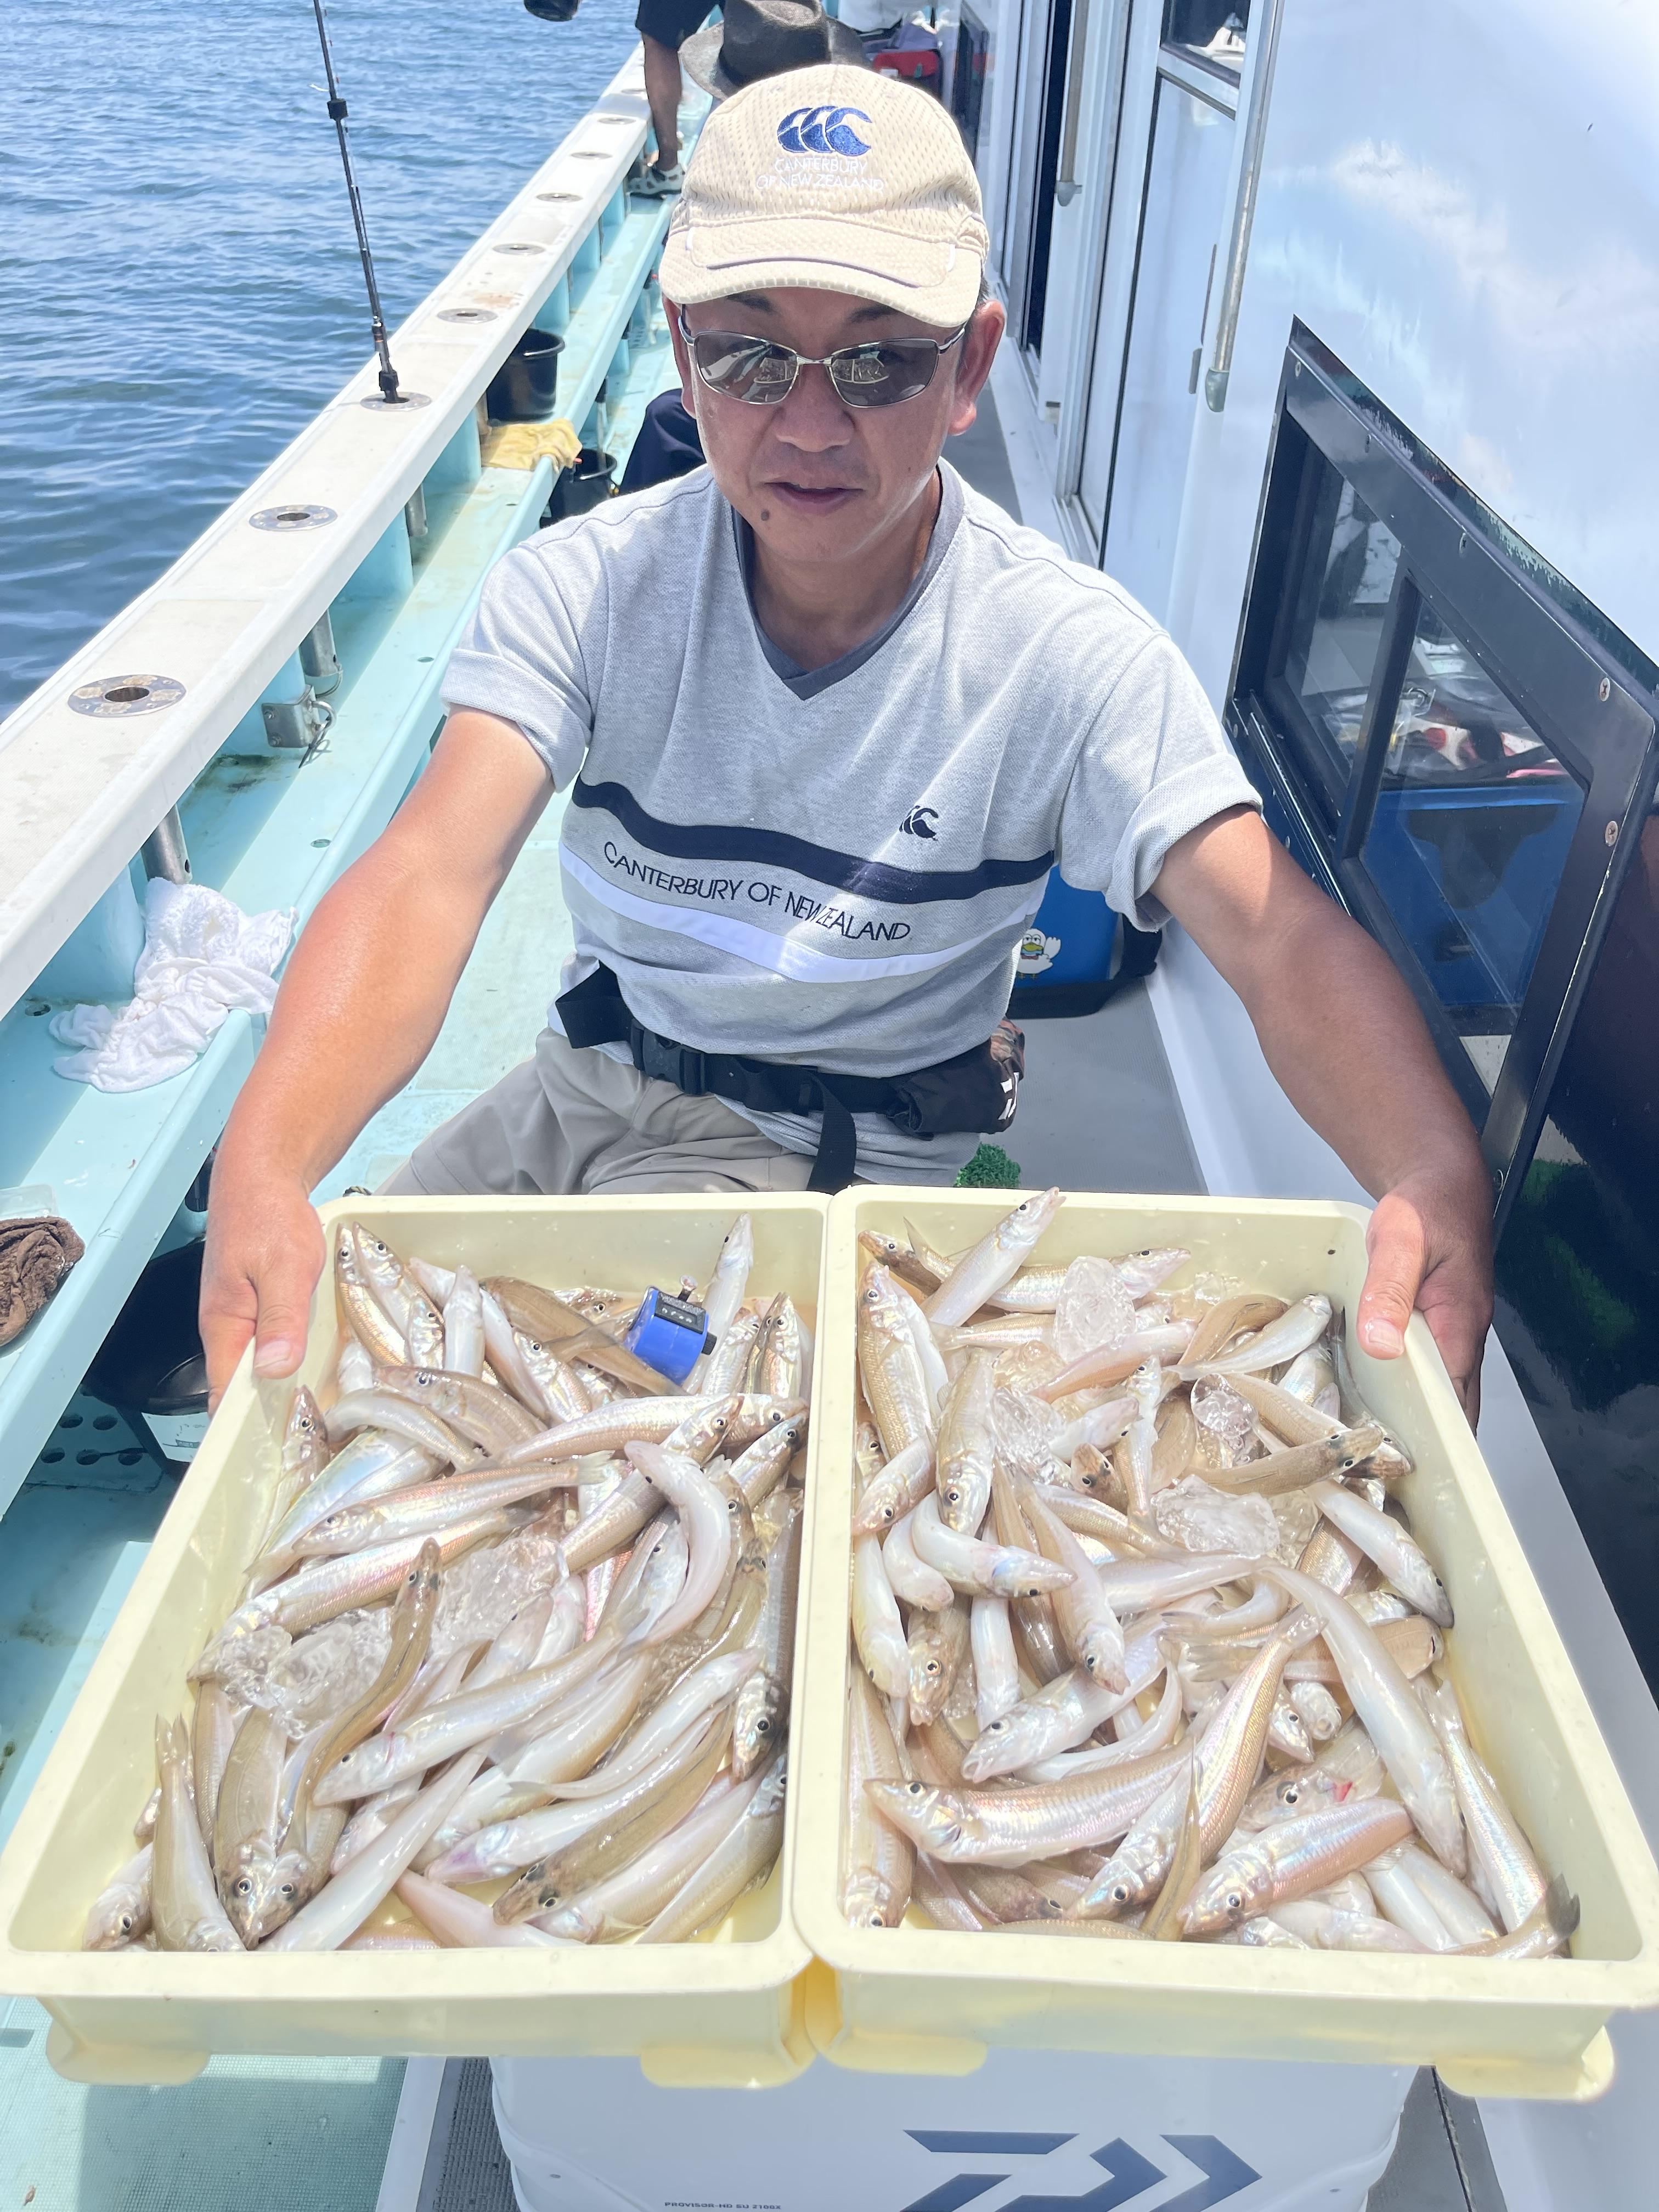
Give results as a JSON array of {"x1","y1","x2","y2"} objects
[{"x1": 570, "y1": 779, "x2": 1054, "y2": 906}]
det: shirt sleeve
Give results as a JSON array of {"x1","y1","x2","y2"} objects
[
  {"x1": 439, "y1": 529, "x2": 599, "y2": 788},
  {"x1": 1054, "y1": 628, "x2": 1261, "y2": 929}
]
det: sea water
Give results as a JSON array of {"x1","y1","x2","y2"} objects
[{"x1": 0, "y1": 0, "x2": 638, "y2": 715}]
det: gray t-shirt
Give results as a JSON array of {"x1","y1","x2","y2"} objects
[{"x1": 441, "y1": 461, "x2": 1259, "y2": 1180}]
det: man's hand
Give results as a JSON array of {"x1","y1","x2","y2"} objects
[
  {"x1": 1357, "y1": 1167, "x2": 1494, "y2": 1424},
  {"x1": 1154, "y1": 809, "x2": 1495, "y2": 1425},
  {"x1": 201, "y1": 1173, "x2": 326, "y2": 1407},
  {"x1": 198, "y1": 710, "x2": 552, "y2": 1404}
]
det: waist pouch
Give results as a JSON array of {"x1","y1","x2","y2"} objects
[{"x1": 554, "y1": 964, "x2": 1023, "y2": 1193}]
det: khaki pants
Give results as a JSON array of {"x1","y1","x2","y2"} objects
[{"x1": 382, "y1": 1028, "x2": 819, "y2": 1197}]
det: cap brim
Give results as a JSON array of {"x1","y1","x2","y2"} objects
[
  {"x1": 661, "y1": 210, "x2": 983, "y2": 326},
  {"x1": 679, "y1": 19, "x2": 868, "y2": 101}
]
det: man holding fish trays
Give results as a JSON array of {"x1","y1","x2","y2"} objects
[{"x1": 202, "y1": 67, "x2": 1491, "y2": 1414}]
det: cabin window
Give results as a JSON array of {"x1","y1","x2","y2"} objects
[
  {"x1": 1162, "y1": 1, "x2": 1249, "y2": 78},
  {"x1": 951, "y1": 8, "x2": 992, "y2": 167},
  {"x1": 1230, "y1": 327, "x2": 1659, "y2": 1224},
  {"x1": 1232, "y1": 329, "x2": 1659, "y2": 1692},
  {"x1": 1271, "y1": 459, "x2": 1402, "y2": 811},
  {"x1": 1358, "y1": 600, "x2": 1585, "y2": 1070}
]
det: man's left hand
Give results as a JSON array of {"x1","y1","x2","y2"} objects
[{"x1": 1356, "y1": 1167, "x2": 1494, "y2": 1425}]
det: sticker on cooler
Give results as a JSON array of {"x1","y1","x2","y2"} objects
[
  {"x1": 142, "y1": 1408, "x2": 209, "y2": 1463},
  {"x1": 896, "y1": 2130, "x2": 1260, "y2": 2212},
  {"x1": 1017, "y1": 930, "x2": 1061, "y2": 975}
]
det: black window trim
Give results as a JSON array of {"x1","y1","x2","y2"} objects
[{"x1": 1228, "y1": 326, "x2": 1659, "y2": 1237}]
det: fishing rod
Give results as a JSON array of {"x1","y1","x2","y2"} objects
[{"x1": 309, "y1": 0, "x2": 404, "y2": 404}]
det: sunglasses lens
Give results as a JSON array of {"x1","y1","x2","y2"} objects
[
  {"x1": 691, "y1": 334, "x2": 797, "y2": 402},
  {"x1": 685, "y1": 329, "x2": 952, "y2": 408},
  {"x1": 828, "y1": 343, "x2": 940, "y2": 408}
]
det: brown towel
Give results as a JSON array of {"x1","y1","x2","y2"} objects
[{"x1": 0, "y1": 1216, "x2": 85, "y2": 1347}]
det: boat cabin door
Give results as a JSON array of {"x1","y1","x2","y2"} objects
[{"x1": 1064, "y1": 3, "x2": 1257, "y2": 617}]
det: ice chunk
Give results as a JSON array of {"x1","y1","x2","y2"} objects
[
  {"x1": 432, "y1": 1529, "x2": 566, "y2": 1657},
  {"x1": 1052, "y1": 1256, "x2": 1136, "y2": 1365},
  {"x1": 1154, "y1": 1474, "x2": 1280, "y2": 1559},
  {"x1": 1269, "y1": 1487, "x2": 1322, "y2": 1564},
  {"x1": 991, "y1": 1386, "x2": 1061, "y2": 1483},
  {"x1": 216, "y1": 1610, "x2": 393, "y2": 1735},
  {"x1": 1190, "y1": 1374, "x2": 1262, "y2": 1469},
  {"x1": 993, "y1": 1340, "x2": 1064, "y2": 1393}
]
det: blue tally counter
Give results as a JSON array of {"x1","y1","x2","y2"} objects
[{"x1": 624, "y1": 1287, "x2": 714, "y2": 1386}]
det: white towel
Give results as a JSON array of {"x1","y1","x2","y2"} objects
[{"x1": 51, "y1": 880, "x2": 295, "y2": 1092}]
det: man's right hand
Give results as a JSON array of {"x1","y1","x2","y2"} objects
[
  {"x1": 193, "y1": 710, "x2": 554, "y2": 1407},
  {"x1": 201, "y1": 1170, "x2": 327, "y2": 1406}
]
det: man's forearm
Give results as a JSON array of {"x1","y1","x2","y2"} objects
[
  {"x1": 1161, "y1": 811, "x2": 1486, "y2": 1203},
  {"x1": 216, "y1": 708, "x2": 552, "y2": 1195},
  {"x1": 1157, "y1": 810, "x2": 1493, "y2": 1404},
  {"x1": 1241, "y1": 883, "x2": 1488, "y2": 1208},
  {"x1": 215, "y1": 843, "x2": 484, "y2": 1193}
]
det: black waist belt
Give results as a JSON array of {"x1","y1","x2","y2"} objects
[{"x1": 555, "y1": 964, "x2": 1022, "y2": 1193}]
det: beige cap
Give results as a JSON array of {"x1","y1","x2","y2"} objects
[{"x1": 659, "y1": 64, "x2": 989, "y2": 329}]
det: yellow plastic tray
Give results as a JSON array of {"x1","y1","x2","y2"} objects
[
  {"x1": 0, "y1": 1194, "x2": 827, "y2": 2089},
  {"x1": 792, "y1": 1189, "x2": 1659, "y2": 2100}
]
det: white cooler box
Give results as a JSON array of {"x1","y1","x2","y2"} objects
[{"x1": 492, "y1": 2047, "x2": 1414, "y2": 2212}]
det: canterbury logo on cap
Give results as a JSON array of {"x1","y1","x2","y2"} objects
[{"x1": 777, "y1": 104, "x2": 872, "y2": 156}]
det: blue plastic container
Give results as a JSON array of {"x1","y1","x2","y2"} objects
[{"x1": 1009, "y1": 868, "x2": 1156, "y2": 1018}]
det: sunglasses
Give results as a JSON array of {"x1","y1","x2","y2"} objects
[{"x1": 678, "y1": 312, "x2": 967, "y2": 409}]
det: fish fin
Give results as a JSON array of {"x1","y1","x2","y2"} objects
[{"x1": 1545, "y1": 1873, "x2": 1581, "y2": 1943}]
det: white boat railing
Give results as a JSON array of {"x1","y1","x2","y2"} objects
[
  {"x1": 0, "y1": 47, "x2": 690, "y2": 1505},
  {"x1": 0, "y1": 52, "x2": 654, "y2": 1023}
]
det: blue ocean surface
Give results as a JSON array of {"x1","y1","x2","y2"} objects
[{"x1": 0, "y1": 0, "x2": 638, "y2": 715}]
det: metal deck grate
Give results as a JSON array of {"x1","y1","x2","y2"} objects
[{"x1": 422, "y1": 2061, "x2": 517, "y2": 2212}]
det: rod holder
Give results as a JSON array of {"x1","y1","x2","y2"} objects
[
  {"x1": 139, "y1": 806, "x2": 191, "y2": 884},
  {"x1": 263, "y1": 687, "x2": 334, "y2": 751},
  {"x1": 298, "y1": 610, "x2": 342, "y2": 697},
  {"x1": 404, "y1": 483, "x2": 428, "y2": 541}
]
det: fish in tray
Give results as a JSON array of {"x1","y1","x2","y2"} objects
[
  {"x1": 843, "y1": 1194, "x2": 1577, "y2": 1956},
  {"x1": 82, "y1": 1215, "x2": 808, "y2": 1955}
]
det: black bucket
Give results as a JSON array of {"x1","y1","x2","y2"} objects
[
  {"x1": 487, "y1": 329, "x2": 565, "y2": 422},
  {"x1": 84, "y1": 1239, "x2": 210, "y2": 1468},
  {"x1": 547, "y1": 448, "x2": 616, "y2": 521}
]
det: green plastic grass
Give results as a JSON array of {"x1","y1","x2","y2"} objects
[{"x1": 955, "y1": 1143, "x2": 1023, "y2": 1188}]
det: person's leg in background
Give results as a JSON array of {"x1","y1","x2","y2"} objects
[
  {"x1": 639, "y1": 31, "x2": 685, "y2": 186},
  {"x1": 635, "y1": 0, "x2": 717, "y2": 193}
]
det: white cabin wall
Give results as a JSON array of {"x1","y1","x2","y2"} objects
[
  {"x1": 1150, "y1": 0, "x2": 1659, "y2": 1192},
  {"x1": 967, "y1": 0, "x2": 1024, "y2": 258},
  {"x1": 1166, "y1": 0, "x2": 1659, "y2": 706}
]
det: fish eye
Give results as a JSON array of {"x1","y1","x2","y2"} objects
[
  {"x1": 906, "y1": 1781, "x2": 926, "y2": 1796},
  {"x1": 1225, "y1": 1892, "x2": 1244, "y2": 1912},
  {"x1": 234, "y1": 1878, "x2": 252, "y2": 1897},
  {"x1": 923, "y1": 1659, "x2": 941, "y2": 1678},
  {"x1": 118, "y1": 1912, "x2": 133, "y2": 1933},
  {"x1": 755, "y1": 1716, "x2": 772, "y2": 1734},
  {"x1": 1110, "y1": 1883, "x2": 1131, "y2": 1905},
  {"x1": 279, "y1": 1882, "x2": 295, "y2": 1899}
]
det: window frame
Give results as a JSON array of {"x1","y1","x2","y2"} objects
[{"x1": 1229, "y1": 329, "x2": 1659, "y2": 1233}]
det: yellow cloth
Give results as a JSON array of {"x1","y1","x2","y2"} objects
[{"x1": 481, "y1": 417, "x2": 582, "y2": 472}]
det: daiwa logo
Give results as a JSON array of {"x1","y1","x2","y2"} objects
[
  {"x1": 777, "y1": 104, "x2": 873, "y2": 156},
  {"x1": 899, "y1": 2130, "x2": 1261, "y2": 2211}
]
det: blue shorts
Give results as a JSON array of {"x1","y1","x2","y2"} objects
[{"x1": 636, "y1": 0, "x2": 715, "y2": 48}]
